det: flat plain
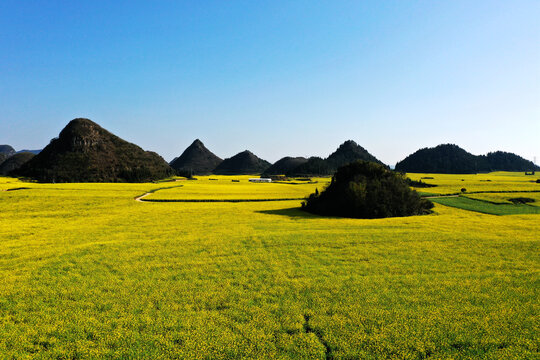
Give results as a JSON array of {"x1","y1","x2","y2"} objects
[{"x1": 0, "y1": 173, "x2": 538, "y2": 359}]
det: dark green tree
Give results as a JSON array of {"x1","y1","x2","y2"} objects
[{"x1": 302, "y1": 160, "x2": 433, "y2": 219}]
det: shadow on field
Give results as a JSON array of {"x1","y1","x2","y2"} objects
[{"x1": 256, "y1": 207, "x2": 326, "y2": 219}]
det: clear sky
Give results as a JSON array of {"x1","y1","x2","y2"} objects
[{"x1": 1, "y1": 1, "x2": 538, "y2": 165}]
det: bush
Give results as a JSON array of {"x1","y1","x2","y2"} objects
[
  {"x1": 406, "y1": 179, "x2": 437, "y2": 188},
  {"x1": 302, "y1": 160, "x2": 433, "y2": 219},
  {"x1": 508, "y1": 197, "x2": 535, "y2": 204}
]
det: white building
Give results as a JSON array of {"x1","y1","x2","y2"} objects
[{"x1": 249, "y1": 178, "x2": 272, "y2": 183}]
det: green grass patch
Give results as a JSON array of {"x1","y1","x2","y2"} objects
[{"x1": 431, "y1": 196, "x2": 540, "y2": 215}]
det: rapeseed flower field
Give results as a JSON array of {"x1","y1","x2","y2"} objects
[{"x1": 0, "y1": 173, "x2": 538, "y2": 359}]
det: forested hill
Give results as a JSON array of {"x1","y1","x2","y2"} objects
[
  {"x1": 170, "y1": 139, "x2": 222, "y2": 175},
  {"x1": 14, "y1": 118, "x2": 174, "y2": 182},
  {"x1": 395, "y1": 144, "x2": 539, "y2": 174},
  {"x1": 286, "y1": 140, "x2": 385, "y2": 176}
]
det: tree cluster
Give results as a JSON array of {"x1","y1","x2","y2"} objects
[{"x1": 302, "y1": 160, "x2": 433, "y2": 219}]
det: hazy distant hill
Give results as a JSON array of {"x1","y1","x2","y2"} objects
[
  {"x1": 395, "y1": 144, "x2": 539, "y2": 173},
  {"x1": 286, "y1": 140, "x2": 385, "y2": 176},
  {"x1": 213, "y1": 150, "x2": 271, "y2": 175},
  {"x1": 17, "y1": 149, "x2": 41, "y2": 155},
  {"x1": 0, "y1": 152, "x2": 35, "y2": 175},
  {"x1": 14, "y1": 118, "x2": 174, "y2": 182},
  {"x1": 0, "y1": 145, "x2": 16, "y2": 157},
  {"x1": 262, "y1": 156, "x2": 308, "y2": 176},
  {"x1": 170, "y1": 139, "x2": 222, "y2": 175}
]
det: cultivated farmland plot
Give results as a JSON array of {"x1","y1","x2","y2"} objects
[{"x1": 0, "y1": 173, "x2": 538, "y2": 359}]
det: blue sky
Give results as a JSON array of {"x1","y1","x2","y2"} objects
[{"x1": 1, "y1": 1, "x2": 538, "y2": 165}]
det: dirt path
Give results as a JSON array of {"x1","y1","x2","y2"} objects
[
  {"x1": 137, "y1": 197, "x2": 305, "y2": 203},
  {"x1": 134, "y1": 193, "x2": 151, "y2": 202}
]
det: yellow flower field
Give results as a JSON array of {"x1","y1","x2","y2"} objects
[
  {"x1": 0, "y1": 173, "x2": 538, "y2": 359},
  {"x1": 142, "y1": 176, "x2": 328, "y2": 201},
  {"x1": 407, "y1": 172, "x2": 539, "y2": 194}
]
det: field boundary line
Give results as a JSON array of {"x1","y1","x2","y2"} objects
[
  {"x1": 422, "y1": 190, "x2": 540, "y2": 199},
  {"x1": 134, "y1": 185, "x2": 184, "y2": 202},
  {"x1": 137, "y1": 197, "x2": 304, "y2": 203}
]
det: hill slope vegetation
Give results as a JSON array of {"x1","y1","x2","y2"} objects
[
  {"x1": 14, "y1": 118, "x2": 174, "y2": 182},
  {"x1": 0, "y1": 152, "x2": 35, "y2": 175}
]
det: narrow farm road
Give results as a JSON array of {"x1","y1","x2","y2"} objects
[{"x1": 134, "y1": 192, "x2": 151, "y2": 202}]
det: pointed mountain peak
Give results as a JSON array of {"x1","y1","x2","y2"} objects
[
  {"x1": 191, "y1": 139, "x2": 204, "y2": 147},
  {"x1": 170, "y1": 139, "x2": 222, "y2": 175},
  {"x1": 339, "y1": 140, "x2": 359, "y2": 148}
]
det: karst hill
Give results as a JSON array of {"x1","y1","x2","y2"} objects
[
  {"x1": 14, "y1": 118, "x2": 174, "y2": 182},
  {"x1": 213, "y1": 150, "x2": 271, "y2": 175},
  {"x1": 262, "y1": 157, "x2": 308, "y2": 176},
  {"x1": 395, "y1": 144, "x2": 539, "y2": 174},
  {"x1": 170, "y1": 139, "x2": 222, "y2": 175},
  {"x1": 286, "y1": 140, "x2": 385, "y2": 176}
]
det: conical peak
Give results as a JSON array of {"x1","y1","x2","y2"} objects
[
  {"x1": 337, "y1": 140, "x2": 359, "y2": 150},
  {"x1": 170, "y1": 139, "x2": 222, "y2": 174},
  {"x1": 191, "y1": 139, "x2": 204, "y2": 147}
]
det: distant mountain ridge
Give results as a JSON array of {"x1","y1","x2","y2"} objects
[
  {"x1": 395, "y1": 144, "x2": 539, "y2": 173},
  {"x1": 213, "y1": 150, "x2": 271, "y2": 175},
  {"x1": 14, "y1": 118, "x2": 174, "y2": 182},
  {"x1": 17, "y1": 149, "x2": 41, "y2": 155},
  {"x1": 170, "y1": 139, "x2": 222, "y2": 175}
]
